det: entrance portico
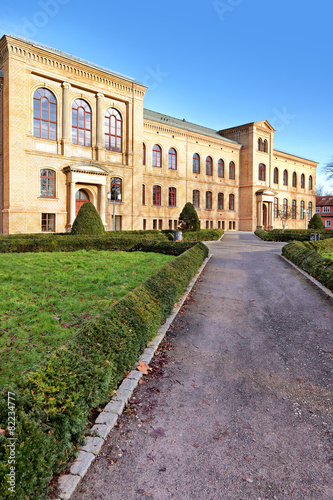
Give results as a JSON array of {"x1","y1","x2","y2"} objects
[
  {"x1": 63, "y1": 163, "x2": 109, "y2": 229},
  {"x1": 256, "y1": 188, "x2": 277, "y2": 230}
]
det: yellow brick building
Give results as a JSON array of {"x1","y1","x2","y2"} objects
[{"x1": 0, "y1": 35, "x2": 317, "y2": 235}]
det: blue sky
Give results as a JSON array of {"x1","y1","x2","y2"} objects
[{"x1": 1, "y1": 0, "x2": 332, "y2": 191}]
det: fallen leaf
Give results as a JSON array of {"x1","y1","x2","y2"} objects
[
  {"x1": 61, "y1": 322, "x2": 71, "y2": 328},
  {"x1": 137, "y1": 362, "x2": 152, "y2": 375},
  {"x1": 0, "y1": 428, "x2": 5, "y2": 435}
]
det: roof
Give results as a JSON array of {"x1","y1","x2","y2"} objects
[
  {"x1": 143, "y1": 109, "x2": 241, "y2": 146},
  {"x1": 3, "y1": 35, "x2": 142, "y2": 86},
  {"x1": 316, "y1": 196, "x2": 333, "y2": 206}
]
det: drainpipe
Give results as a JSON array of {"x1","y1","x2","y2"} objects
[
  {"x1": 185, "y1": 135, "x2": 188, "y2": 203},
  {"x1": 0, "y1": 72, "x2": 3, "y2": 235}
]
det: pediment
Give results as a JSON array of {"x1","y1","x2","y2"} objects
[
  {"x1": 256, "y1": 188, "x2": 278, "y2": 197},
  {"x1": 255, "y1": 120, "x2": 275, "y2": 133},
  {"x1": 63, "y1": 162, "x2": 109, "y2": 176}
]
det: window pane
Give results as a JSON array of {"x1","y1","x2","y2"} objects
[
  {"x1": 72, "y1": 129, "x2": 77, "y2": 144},
  {"x1": 86, "y1": 113, "x2": 91, "y2": 129},
  {"x1": 33, "y1": 100, "x2": 40, "y2": 118},
  {"x1": 40, "y1": 178, "x2": 47, "y2": 196},
  {"x1": 34, "y1": 119, "x2": 40, "y2": 137},
  {"x1": 79, "y1": 129, "x2": 84, "y2": 145},
  {"x1": 72, "y1": 111, "x2": 77, "y2": 127},
  {"x1": 48, "y1": 178, "x2": 55, "y2": 197},
  {"x1": 41, "y1": 99, "x2": 49, "y2": 120},
  {"x1": 85, "y1": 131, "x2": 91, "y2": 147},
  {"x1": 50, "y1": 104, "x2": 56, "y2": 122}
]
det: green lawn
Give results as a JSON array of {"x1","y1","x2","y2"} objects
[{"x1": 0, "y1": 250, "x2": 173, "y2": 385}]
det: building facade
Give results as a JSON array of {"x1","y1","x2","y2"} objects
[
  {"x1": 0, "y1": 35, "x2": 318, "y2": 235},
  {"x1": 316, "y1": 196, "x2": 333, "y2": 229}
]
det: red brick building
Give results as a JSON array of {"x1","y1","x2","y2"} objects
[{"x1": 316, "y1": 196, "x2": 333, "y2": 229}]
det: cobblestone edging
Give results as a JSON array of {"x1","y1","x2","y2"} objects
[
  {"x1": 280, "y1": 255, "x2": 333, "y2": 300},
  {"x1": 56, "y1": 254, "x2": 212, "y2": 500}
]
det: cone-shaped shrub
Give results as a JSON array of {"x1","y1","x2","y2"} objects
[
  {"x1": 71, "y1": 202, "x2": 105, "y2": 235},
  {"x1": 308, "y1": 213, "x2": 325, "y2": 230},
  {"x1": 178, "y1": 202, "x2": 200, "y2": 231}
]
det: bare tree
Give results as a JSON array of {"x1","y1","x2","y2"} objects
[
  {"x1": 324, "y1": 159, "x2": 333, "y2": 182},
  {"x1": 276, "y1": 205, "x2": 294, "y2": 232}
]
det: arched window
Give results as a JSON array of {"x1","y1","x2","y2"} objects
[
  {"x1": 168, "y1": 148, "x2": 177, "y2": 170},
  {"x1": 169, "y1": 187, "x2": 177, "y2": 206},
  {"x1": 206, "y1": 191, "x2": 212, "y2": 209},
  {"x1": 218, "y1": 159, "x2": 224, "y2": 178},
  {"x1": 273, "y1": 167, "x2": 279, "y2": 184},
  {"x1": 218, "y1": 193, "x2": 224, "y2": 210},
  {"x1": 259, "y1": 163, "x2": 266, "y2": 181},
  {"x1": 206, "y1": 156, "x2": 213, "y2": 176},
  {"x1": 193, "y1": 189, "x2": 200, "y2": 208},
  {"x1": 309, "y1": 175, "x2": 313, "y2": 190},
  {"x1": 300, "y1": 200, "x2": 305, "y2": 219},
  {"x1": 229, "y1": 161, "x2": 235, "y2": 180},
  {"x1": 33, "y1": 88, "x2": 57, "y2": 140},
  {"x1": 72, "y1": 99, "x2": 91, "y2": 146},
  {"x1": 142, "y1": 184, "x2": 146, "y2": 205},
  {"x1": 110, "y1": 177, "x2": 122, "y2": 201},
  {"x1": 292, "y1": 172, "x2": 297, "y2": 188},
  {"x1": 301, "y1": 173, "x2": 305, "y2": 189},
  {"x1": 153, "y1": 185, "x2": 161, "y2": 205},
  {"x1": 283, "y1": 169, "x2": 288, "y2": 186},
  {"x1": 258, "y1": 138, "x2": 263, "y2": 151},
  {"x1": 193, "y1": 153, "x2": 200, "y2": 174},
  {"x1": 229, "y1": 193, "x2": 235, "y2": 211},
  {"x1": 264, "y1": 139, "x2": 268, "y2": 152},
  {"x1": 143, "y1": 143, "x2": 146, "y2": 165},
  {"x1": 153, "y1": 145, "x2": 162, "y2": 167},
  {"x1": 292, "y1": 199, "x2": 296, "y2": 219},
  {"x1": 105, "y1": 108, "x2": 122, "y2": 152},
  {"x1": 283, "y1": 198, "x2": 288, "y2": 217},
  {"x1": 274, "y1": 197, "x2": 278, "y2": 218},
  {"x1": 308, "y1": 202, "x2": 312, "y2": 218},
  {"x1": 40, "y1": 169, "x2": 56, "y2": 197}
]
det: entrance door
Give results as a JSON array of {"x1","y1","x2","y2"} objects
[{"x1": 75, "y1": 189, "x2": 90, "y2": 215}]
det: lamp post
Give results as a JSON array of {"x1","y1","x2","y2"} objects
[{"x1": 107, "y1": 190, "x2": 121, "y2": 231}]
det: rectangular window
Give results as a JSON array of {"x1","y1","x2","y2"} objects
[
  {"x1": 229, "y1": 221, "x2": 232, "y2": 230},
  {"x1": 174, "y1": 220, "x2": 178, "y2": 230},
  {"x1": 316, "y1": 207, "x2": 320, "y2": 213},
  {"x1": 153, "y1": 219, "x2": 157, "y2": 230},
  {"x1": 169, "y1": 220, "x2": 172, "y2": 230},
  {"x1": 218, "y1": 221, "x2": 221, "y2": 229},
  {"x1": 41, "y1": 213, "x2": 55, "y2": 232},
  {"x1": 222, "y1": 221, "x2": 225, "y2": 230},
  {"x1": 323, "y1": 206, "x2": 330, "y2": 213},
  {"x1": 115, "y1": 215, "x2": 122, "y2": 231},
  {"x1": 210, "y1": 221, "x2": 213, "y2": 229},
  {"x1": 158, "y1": 219, "x2": 163, "y2": 230},
  {"x1": 206, "y1": 221, "x2": 209, "y2": 229},
  {"x1": 143, "y1": 219, "x2": 146, "y2": 230},
  {"x1": 325, "y1": 220, "x2": 331, "y2": 227}
]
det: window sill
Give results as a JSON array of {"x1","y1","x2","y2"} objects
[{"x1": 38, "y1": 197, "x2": 59, "y2": 201}]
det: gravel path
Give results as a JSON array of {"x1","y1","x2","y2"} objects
[{"x1": 71, "y1": 232, "x2": 333, "y2": 500}]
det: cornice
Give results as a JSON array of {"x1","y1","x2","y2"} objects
[
  {"x1": 143, "y1": 121, "x2": 242, "y2": 151},
  {"x1": 2, "y1": 35, "x2": 147, "y2": 98},
  {"x1": 273, "y1": 149, "x2": 318, "y2": 167}
]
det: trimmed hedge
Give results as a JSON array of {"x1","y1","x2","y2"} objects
[
  {"x1": 255, "y1": 229, "x2": 333, "y2": 242},
  {"x1": 282, "y1": 240, "x2": 333, "y2": 291},
  {"x1": 0, "y1": 242, "x2": 208, "y2": 499}
]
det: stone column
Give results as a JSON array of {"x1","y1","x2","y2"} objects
[
  {"x1": 268, "y1": 202, "x2": 273, "y2": 229},
  {"x1": 98, "y1": 184, "x2": 106, "y2": 225},
  {"x1": 257, "y1": 201, "x2": 263, "y2": 228},
  {"x1": 96, "y1": 93, "x2": 104, "y2": 160},
  {"x1": 62, "y1": 82, "x2": 71, "y2": 155},
  {"x1": 70, "y1": 181, "x2": 76, "y2": 226}
]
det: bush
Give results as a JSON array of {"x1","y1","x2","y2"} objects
[
  {"x1": 71, "y1": 202, "x2": 105, "y2": 235},
  {"x1": 282, "y1": 240, "x2": 333, "y2": 291},
  {"x1": 255, "y1": 229, "x2": 333, "y2": 242},
  {"x1": 0, "y1": 242, "x2": 208, "y2": 499},
  {"x1": 178, "y1": 202, "x2": 200, "y2": 231},
  {"x1": 308, "y1": 213, "x2": 325, "y2": 230}
]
